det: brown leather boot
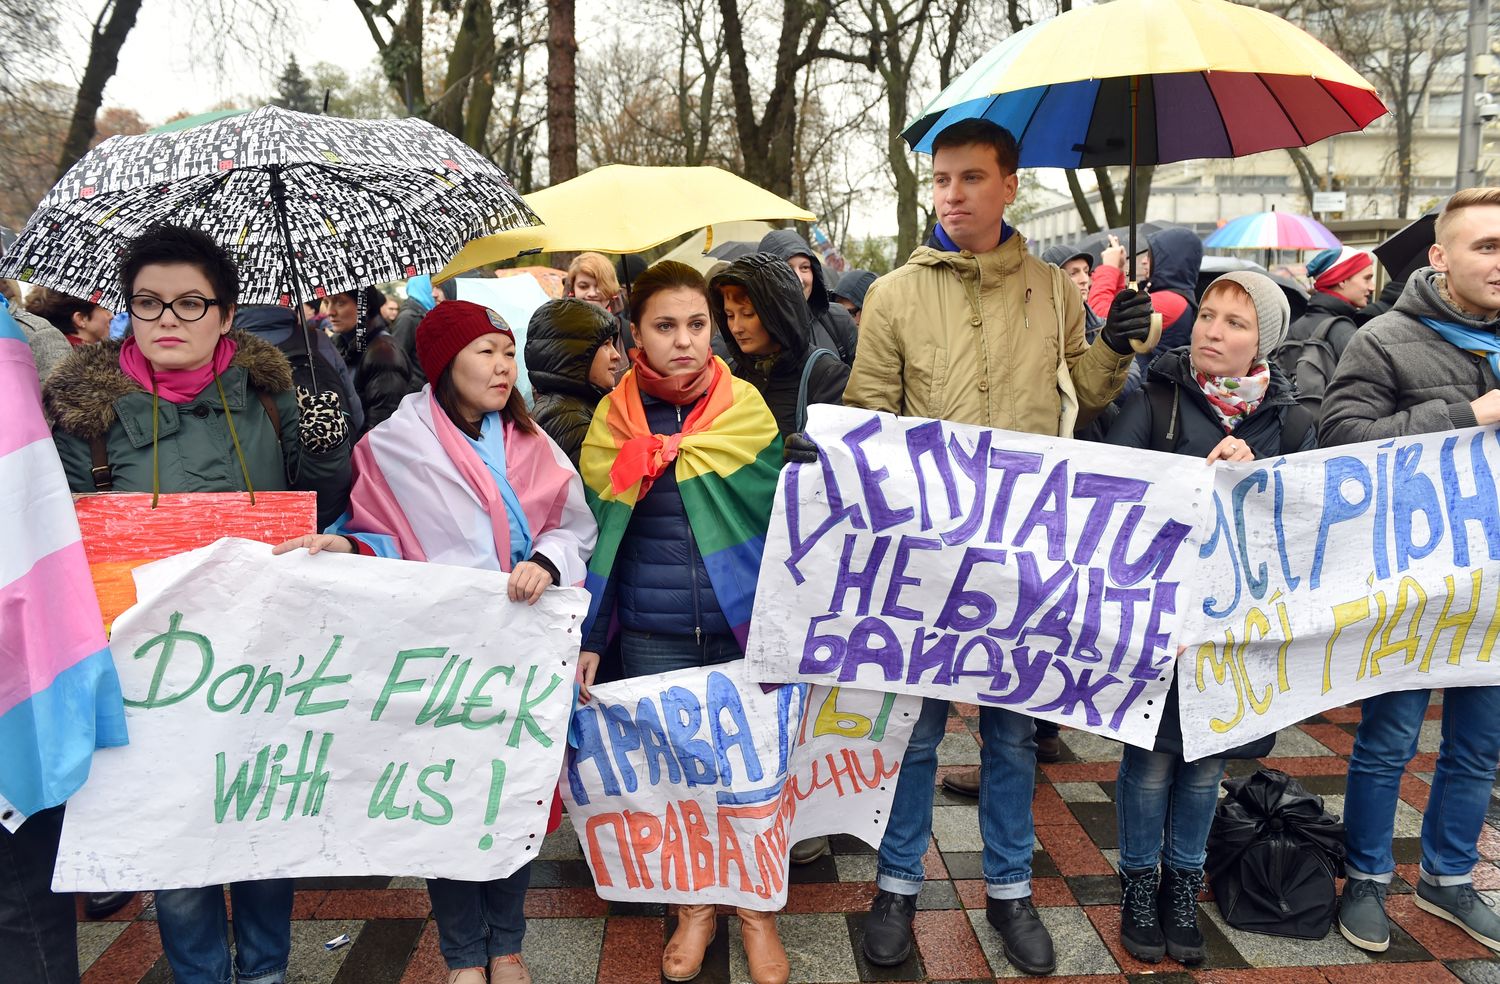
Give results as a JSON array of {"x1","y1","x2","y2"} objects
[
  {"x1": 662, "y1": 904, "x2": 717, "y2": 981},
  {"x1": 736, "y1": 908, "x2": 790, "y2": 984},
  {"x1": 942, "y1": 766, "x2": 981, "y2": 797}
]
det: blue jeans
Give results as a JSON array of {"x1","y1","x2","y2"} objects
[
  {"x1": 155, "y1": 880, "x2": 293, "y2": 984},
  {"x1": 1116, "y1": 746, "x2": 1226, "y2": 871},
  {"x1": 1345, "y1": 686, "x2": 1500, "y2": 884},
  {"x1": 0, "y1": 805, "x2": 77, "y2": 984},
  {"x1": 427, "y1": 862, "x2": 531, "y2": 969},
  {"x1": 876, "y1": 698, "x2": 1037, "y2": 900},
  {"x1": 619, "y1": 630, "x2": 740, "y2": 678}
]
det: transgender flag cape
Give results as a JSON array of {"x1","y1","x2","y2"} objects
[
  {"x1": 335, "y1": 387, "x2": 596, "y2": 585},
  {"x1": 0, "y1": 305, "x2": 126, "y2": 823},
  {"x1": 578, "y1": 357, "x2": 782, "y2": 649}
]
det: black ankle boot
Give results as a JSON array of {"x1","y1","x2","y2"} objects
[
  {"x1": 986, "y1": 896, "x2": 1056, "y2": 975},
  {"x1": 862, "y1": 889, "x2": 918, "y2": 966},
  {"x1": 1119, "y1": 866, "x2": 1165, "y2": 962},
  {"x1": 1159, "y1": 866, "x2": 1206, "y2": 965}
]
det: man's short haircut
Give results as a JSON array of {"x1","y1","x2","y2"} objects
[
  {"x1": 120, "y1": 224, "x2": 239, "y2": 309},
  {"x1": 930, "y1": 119, "x2": 1020, "y2": 176},
  {"x1": 1435, "y1": 187, "x2": 1500, "y2": 245}
]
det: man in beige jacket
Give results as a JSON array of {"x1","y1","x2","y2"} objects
[{"x1": 845, "y1": 118, "x2": 1154, "y2": 975}]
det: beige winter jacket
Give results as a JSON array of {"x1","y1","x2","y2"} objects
[{"x1": 844, "y1": 233, "x2": 1133, "y2": 435}]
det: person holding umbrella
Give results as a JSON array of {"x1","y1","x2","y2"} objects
[
  {"x1": 1322, "y1": 188, "x2": 1500, "y2": 956},
  {"x1": 837, "y1": 118, "x2": 1153, "y2": 975},
  {"x1": 44, "y1": 223, "x2": 351, "y2": 984}
]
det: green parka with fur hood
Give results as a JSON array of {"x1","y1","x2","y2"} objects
[{"x1": 44, "y1": 330, "x2": 348, "y2": 507}]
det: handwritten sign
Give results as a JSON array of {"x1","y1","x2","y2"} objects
[
  {"x1": 1178, "y1": 427, "x2": 1500, "y2": 759},
  {"x1": 745, "y1": 406, "x2": 1207, "y2": 749},
  {"x1": 563, "y1": 661, "x2": 917, "y2": 909},
  {"x1": 74, "y1": 491, "x2": 315, "y2": 629},
  {"x1": 54, "y1": 537, "x2": 585, "y2": 891}
]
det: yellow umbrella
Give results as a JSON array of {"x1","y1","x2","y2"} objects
[{"x1": 436, "y1": 165, "x2": 816, "y2": 281}]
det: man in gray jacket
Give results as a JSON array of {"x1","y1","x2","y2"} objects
[{"x1": 1322, "y1": 187, "x2": 1500, "y2": 954}]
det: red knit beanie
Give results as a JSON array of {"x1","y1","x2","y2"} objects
[{"x1": 415, "y1": 300, "x2": 514, "y2": 383}]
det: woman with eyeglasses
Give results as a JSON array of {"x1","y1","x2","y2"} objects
[{"x1": 43, "y1": 225, "x2": 350, "y2": 984}]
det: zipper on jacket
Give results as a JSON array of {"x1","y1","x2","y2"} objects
[{"x1": 677, "y1": 404, "x2": 704, "y2": 646}]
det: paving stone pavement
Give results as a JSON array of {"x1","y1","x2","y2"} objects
[{"x1": 74, "y1": 699, "x2": 1500, "y2": 983}]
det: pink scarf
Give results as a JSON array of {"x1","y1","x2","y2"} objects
[{"x1": 119, "y1": 335, "x2": 238, "y2": 404}]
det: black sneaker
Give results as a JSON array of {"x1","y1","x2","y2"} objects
[
  {"x1": 1337, "y1": 878, "x2": 1390, "y2": 952},
  {"x1": 987, "y1": 896, "x2": 1057, "y2": 975},
  {"x1": 1119, "y1": 866, "x2": 1165, "y2": 962},
  {"x1": 1158, "y1": 866, "x2": 1206, "y2": 965},
  {"x1": 862, "y1": 889, "x2": 918, "y2": 966}
]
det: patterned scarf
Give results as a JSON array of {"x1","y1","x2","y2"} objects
[
  {"x1": 578, "y1": 356, "x2": 782, "y2": 649},
  {"x1": 1192, "y1": 358, "x2": 1270, "y2": 433}
]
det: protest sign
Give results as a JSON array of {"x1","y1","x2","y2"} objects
[
  {"x1": 55, "y1": 537, "x2": 585, "y2": 890},
  {"x1": 563, "y1": 661, "x2": 917, "y2": 909},
  {"x1": 1177, "y1": 427, "x2": 1500, "y2": 759},
  {"x1": 745, "y1": 406, "x2": 1207, "y2": 749},
  {"x1": 74, "y1": 491, "x2": 316, "y2": 628}
]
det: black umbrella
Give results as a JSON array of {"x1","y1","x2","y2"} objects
[
  {"x1": 1075, "y1": 221, "x2": 1186, "y2": 266},
  {"x1": 0, "y1": 105, "x2": 538, "y2": 310},
  {"x1": 1372, "y1": 198, "x2": 1447, "y2": 284}
]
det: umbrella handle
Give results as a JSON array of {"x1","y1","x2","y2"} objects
[{"x1": 1127, "y1": 279, "x2": 1162, "y2": 354}]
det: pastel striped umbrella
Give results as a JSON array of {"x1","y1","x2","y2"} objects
[{"x1": 1204, "y1": 211, "x2": 1342, "y2": 250}]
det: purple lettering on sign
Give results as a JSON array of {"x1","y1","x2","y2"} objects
[{"x1": 844, "y1": 416, "x2": 915, "y2": 533}]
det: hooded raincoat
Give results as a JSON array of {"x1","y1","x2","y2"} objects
[
  {"x1": 525, "y1": 298, "x2": 619, "y2": 465},
  {"x1": 709, "y1": 252, "x2": 850, "y2": 435},
  {"x1": 757, "y1": 229, "x2": 859, "y2": 365}
]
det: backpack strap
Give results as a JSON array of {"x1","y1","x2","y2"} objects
[
  {"x1": 796, "y1": 348, "x2": 840, "y2": 432},
  {"x1": 88, "y1": 435, "x2": 114, "y2": 491},
  {"x1": 1145, "y1": 380, "x2": 1180, "y2": 453},
  {"x1": 1280, "y1": 403, "x2": 1316, "y2": 453},
  {"x1": 257, "y1": 390, "x2": 283, "y2": 450}
]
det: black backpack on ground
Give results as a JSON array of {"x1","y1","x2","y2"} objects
[{"x1": 1205, "y1": 768, "x2": 1346, "y2": 939}]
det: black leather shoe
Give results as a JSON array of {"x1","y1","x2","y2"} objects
[
  {"x1": 862, "y1": 889, "x2": 918, "y2": 966},
  {"x1": 84, "y1": 892, "x2": 135, "y2": 919},
  {"x1": 987, "y1": 896, "x2": 1056, "y2": 975}
]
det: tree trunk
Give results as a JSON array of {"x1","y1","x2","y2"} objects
[
  {"x1": 56, "y1": 0, "x2": 145, "y2": 179},
  {"x1": 546, "y1": 0, "x2": 578, "y2": 183},
  {"x1": 1066, "y1": 171, "x2": 1101, "y2": 233},
  {"x1": 1285, "y1": 147, "x2": 1320, "y2": 211},
  {"x1": 1095, "y1": 168, "x2": 1123, "y2": 228}
]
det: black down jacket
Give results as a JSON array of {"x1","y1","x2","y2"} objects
[
  {"x1": 332, "y1": 317, "x2": 416, "y2": 435},
  {"x1": 1107, "y1": 346, "x2": 1316, "y2": 758},
  {"x1": 757, "y1": 229, "x2": 859, "y2": 365},
  {"x1": 582, "y1": 394, "x2": 731, "y2": 650},
  {"x1": 525, "y1": 299, "x2": 617, "y2": 466},
  {"x1": 709, "y1": 252, "x2": 850, "y2": 436}
]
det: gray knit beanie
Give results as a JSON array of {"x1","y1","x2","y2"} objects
[{"x1": 1205, "y1": 270, "x2": 1291, "y2": 359}]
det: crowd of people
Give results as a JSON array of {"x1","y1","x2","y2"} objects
[{"x1": 5, "y1": 116, "x2": 1500, "y2": 984}]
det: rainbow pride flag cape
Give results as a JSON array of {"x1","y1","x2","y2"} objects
[
  {"x1": 0, "y1": 304, "x2": 126, "y2": 823},
  {"x1": 579, "y1": 357, "x2": 782, "y2": 648}
]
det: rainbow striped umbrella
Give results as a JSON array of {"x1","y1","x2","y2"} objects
[
  {"x1": 1203, "y1": 211, "x2": 1342, "y2": 250},
  {"x1": 902, "y1": 0, "x2": 1386, "y2": 165}
]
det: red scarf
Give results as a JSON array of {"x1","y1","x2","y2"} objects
[
  {"x1": 119, "y1": 335, "x2": 238, "y2": 404},
  {"x1": 609, "y1": 356, "x2": 729, "y2": 497},
  {"x1": 629, "y1": 347, "x2": 715, "y2": 405}
]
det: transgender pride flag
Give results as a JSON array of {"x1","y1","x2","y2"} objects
[{"x1": 0, "y1": 303, "x2": 126, "y2": 825}]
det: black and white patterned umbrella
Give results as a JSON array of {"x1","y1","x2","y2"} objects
[{"x1": 0, "y1": 106, "x2": 539, "y2": 309}]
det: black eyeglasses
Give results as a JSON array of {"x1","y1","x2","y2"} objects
[{"x1": 129, "y1": 294, "x2": 221, "y2": 323}]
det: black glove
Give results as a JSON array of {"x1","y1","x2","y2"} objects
[
  {"x1": 1100, "y1": 288, "x2": 1155, "y2": 354},
  {"x1": 784, "y1": 433, "x2": 820, "y2": 464}
]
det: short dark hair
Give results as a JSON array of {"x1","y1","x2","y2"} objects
[
  {"x1": 120, "y1": 224, "x2": 239, "y2": 310},
  {"x1": 628, "y1": 260, "x2": 709, "y2": 328},
  {"x1": 930, "y1": 119, "x2": 1020, "y2": 175}
]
